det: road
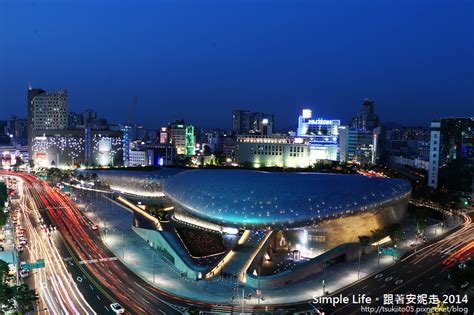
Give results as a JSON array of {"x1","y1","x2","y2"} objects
[
  {"x1": 284, "y1": 210, "x2": 474, "y2": 314},
  {"x1": 2, "y1": 172, "x2": 211, "y2": 314},
  {"x1": 11, "y1": 176, "x2": 99, "y2": 314},
  {"x1": 4, "y1": 170, "x2": 473, "y2": 314}
]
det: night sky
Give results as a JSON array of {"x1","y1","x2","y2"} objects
[{"x1": 1, "y1": 0, "x2": 473, "y2": 130}]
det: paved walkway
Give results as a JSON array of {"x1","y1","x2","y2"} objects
[{"x1": 70, "y1": 188, "x2": 462, "y2": 306}]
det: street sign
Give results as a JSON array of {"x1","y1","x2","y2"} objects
[
  {"x1": 380, "y1": 247, "x2": 399, "y2": 257},
  {"x1": 22, "y1": 259, "x2": 45, "y2": 271}
]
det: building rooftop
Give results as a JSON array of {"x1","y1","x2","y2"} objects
[{"x1": 163, "y1": 169, "x2": 412, "y2": 229}]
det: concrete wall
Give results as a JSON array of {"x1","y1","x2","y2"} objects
[
  {"x1": 246, "y1": 243, "x2": 359, "y2": 289},
  {"x1": 132, "y1": 226, "x2": 206, "y2": 280}
]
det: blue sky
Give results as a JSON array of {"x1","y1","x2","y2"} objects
[{"x1": 1, "y1": 0, "x2": 473, "y2": 129}]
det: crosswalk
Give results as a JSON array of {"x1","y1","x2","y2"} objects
[{"x1": 209, "y1": 305, "x2": 254, "y2": 314}]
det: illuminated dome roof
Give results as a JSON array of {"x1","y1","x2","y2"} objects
[{"x1": 163, "y1": 169, "x2": 411, "y2": 229}]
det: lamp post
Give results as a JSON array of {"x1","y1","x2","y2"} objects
[
  {"x1": 357, "y1": 246, "x2": 361, "y2": 279},
  {"x1": 322, "y1": 260, "x2": 327, "y2": 295},
  {"x1": 377, "y1": 245, "x2": 381, "y2": 269},
  {"x1": 122, "y1": 230, "x2": 125, "y2": 259},
  {"x1": 152, "y1": 248, "x2": 156, "y2": 283}
]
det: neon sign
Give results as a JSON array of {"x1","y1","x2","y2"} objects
[{"x1": 308, "y1": 119, "x2": 333, "y2": 125}]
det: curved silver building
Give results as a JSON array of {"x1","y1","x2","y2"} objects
[{"x1": 163, "y1": 169, "x2": 412, "y2": 230}]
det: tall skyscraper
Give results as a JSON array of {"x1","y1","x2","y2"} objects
[
  {"x1": 351, "y1": 99, "x2": 380, "y2": 131},
  {"x1": 27, "y1": 87, "x2": 45, "y2": 159},
  {"x1": 232, "y1": 110, "x2": 274, "y2": 135},
  {"x1": 297, "y1": 109, "x2": 340, "y2": 161},
  {"x1": 232, "y1": 110, "x2": 250, "y2": 134},
  {"x1": 31, "y1": 90, "x2": 68, "y2": 130},
  {"x1": 168, "y1": 120, "x2": 195, "y2": 156},
  {"x1": 27, "y1": 87, "x2": 68, "y2": 164},
  {"x1": 428, "y1": 118, "x2": 474, "y2": 189}
]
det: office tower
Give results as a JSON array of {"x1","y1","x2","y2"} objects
[
  {"x1": 249, "y1": 112, "x2": 274, "y2": 135},
  {"x1": 351, "y1": 99, "x2": 380, "y2": 131},
  {"x1": 233, "y1": 110, "x2": 275, "y2": 135},
  {"x1": 7, "y1": 116, "x2": 28, "y2": 144},
  {"x1": 232, "y1": 110, "x2": 250, "y2": 134},
  {"x1": 297, "y1": 109, "x2": 340, "y2": 161},
  {"x1": 27, "y1": 87, "x2": 46, "y2": 159},
  {"x1": 31, "y1": 89, "x2": 68, "y2": 130},
  {"x1": 168, "y1": 120, "x2": 195, "y2": 156},
  {"x1": 82, "y1": 109, "x2": 97, "y2": 126},
  {"x1": 68, "y1": 112, "x2": 82, "y2": 129},
  {"x1": 428, "y1": 118, "x2": 474, "y2": 189}
]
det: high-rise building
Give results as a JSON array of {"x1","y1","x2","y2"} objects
[
  {"x1": 232, "y1": 110, "x2": 275, "y2": 135},
  {"x1": 168, "y1": 120, "x2": 195, "y2": 156},
  {"x1": 297, "y1": 109, "x2": 340, "y2": 161},
  {"x1": 31, "y1": 89, "x2": 68, "y2": 130},
  {"x1": 428, "y1": 118, "x2": 474, "y2": 189},
  {"x1": 82, "y1": 109, "x2": 97, "y2": 126},
  {"x1": 249, "y1": 112, "x2": 275, "y2": 135},
  {"x1": 232, "y1": 110, "x2": 250, "y2": 134},
  {"x1": 27, "y1": 87, "x2": 46, "y2": 160},
  {"x1": 351, "y1": 99, "x2": 379, "y2": 131},
  {"x1": 7, "y1": 116, "x2": 28, "y2": 144},
  {"x1": 68, "y1": 112, "x2": 82, "y2": 129}
]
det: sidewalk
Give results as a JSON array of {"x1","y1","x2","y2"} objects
[{"x1": 71, "y1": 188, "x2": 462, "y2": 306}]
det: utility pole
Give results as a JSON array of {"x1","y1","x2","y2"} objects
[
  {"x1": 153, "y1": 250, "x2": 156, "y2": 283},
  {"x1": 357, "y1": 246, "x2": 361, "y2": 279},
  {"x1": 122, "y1": 230, "x2": 125, "y2": 259},
  {"x1": 377, "y1": 245, "x2": 380, "y2": 269},
  {"x1": 322, "y1": 260, "x2": 326, "y2": 295},
  {"x1": 241, "y1": 287, "x2": 244, "y2": 315}
]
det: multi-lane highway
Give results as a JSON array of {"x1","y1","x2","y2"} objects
[
  {"x1": 2, "y1": 171, "x2": 208, "y2": 314},
  {"x1": 16, "y1": 178, "x2": 97, "y2": 314},
  {"x1": 302, "y1": 211, "x2": 474, "y2": 314}
]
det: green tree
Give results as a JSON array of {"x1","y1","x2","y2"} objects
[
  {"x1": 358, "y1": 236, "x2": 371, "y2": 250},
  {"x1": 0, "y1": 183, "x2": 7, "y2": 205},
  {"x1": 0, "y1": 282, "x2": 14, "y2": 312},
  {"x1": 386, "y1": 223, "x2": 402, "y2": 242},
  {"x1": 0, "y1": 211, "x2": 8, "y2": 227},
  {"x1": 0, "y1": 259, "x2": 10, "y2": 283},
  {"x1": 357, "y1": 235, "x2": 371, "y2": 279},
  {"x1": 13, "y1": 284, "x2": 38, "y2": 314}
]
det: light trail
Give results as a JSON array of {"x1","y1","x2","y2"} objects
[{"x1": 3, "y1": 172, "x2": 96, "y2": 315}]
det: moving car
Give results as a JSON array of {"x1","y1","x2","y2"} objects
[
  {"x1": 19, "y1": 269, "x2": 29, "y2": 278},
  {"x1": 110, "y1": 303, "x2": 125, "y2": 314}
]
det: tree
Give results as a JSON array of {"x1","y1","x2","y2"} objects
[
  {"x1": 13, "y1": 284, "x2": 38, "y2": 314},
  {"x1": 358, "y1": 236, "x2": 371, "y2": 250},
  {"x1": 386, "y1": 223, "x2": 402, "y2": 242},
  {"x1": 0, "y1": 183, "x2": 7, "y2": 205},
  {"x1": 357, "y1": 235, "x2": 371, "y2": 279},
  {"x1": 415, "y1": 208, "x2": 429, "y2": 235},
  {"x1": 0, "y1": 259, "x2": 10, "y2": 283},
  {"x1": 0, "y1": 211, "x2": 8, "y2": 227},
  {"x1": 0, "y1": 282, "x2": 14, "y2": 312}
]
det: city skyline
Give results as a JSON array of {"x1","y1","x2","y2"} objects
[{"x1": 1, "y1": 0, "x2": 473, "y2": 129}]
